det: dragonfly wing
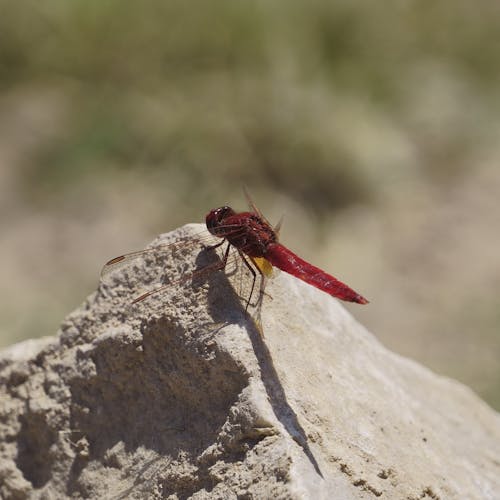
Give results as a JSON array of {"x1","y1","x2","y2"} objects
[
  {"x1": 100, "y1": 230, "x2": 220, "y2": 281},
  {"x1": 131, "y1": 284, "x2": 173, "y2": 304},
  {"x1": 243, "y1": 186, "x2": 263, "y2": 218},
  {"x1": 100, "y1": 248, "x2": 159, "y2": 279},
  {"x1": 273, "y1": 214, "x2": 284, "y2": 238},
  {"x1": 243, "y1": 186, "x2": 281, "y2": 231}
]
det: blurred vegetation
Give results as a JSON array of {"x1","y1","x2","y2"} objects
[
  {"x1": 2, "y1": 0, "x2": 499, "y2": 209},
  {"x1": 1, "y1": 1, "x2": 499, "y2": 408}
]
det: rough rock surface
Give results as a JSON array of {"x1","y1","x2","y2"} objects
[{"x1": 1, "y1": 224, "x2": 499, "y2": 499}]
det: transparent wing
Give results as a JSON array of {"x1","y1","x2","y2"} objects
[
  {"x1": 101, "y1": 248, "x2": 164, "y2": 279},
  {"x1": 243, "y1": 186, "x2": 281, "y2": 239},
  {"x1": 273, "y1": 214, "x2": 284, "y2": 238},
  {"x1": 243, "y1": 186, "x2": 264, "y2": 218},
  {"x1": 130, "y1": 256, "x2": 227, "y2": 304},
  {"x1": 100, "y1": 229, "x2": 219, "y2": 282},
  {"x1": 116, "y1": 244, "x2": 265, "y2": 306},
  {"x1": 100, "y1": 203, "x2": 278, "y2": 309},
  {"x1": 99, "y1": 233, "x2": 264, "y2": 306}
]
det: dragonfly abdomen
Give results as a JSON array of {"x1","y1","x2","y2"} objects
[{"x1": 265, "y1": 243, "x2": 369, "y2": 304}]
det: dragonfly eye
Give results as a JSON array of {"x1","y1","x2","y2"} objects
[{"x1": 206, "y1": 206, "x2": 235, "y2": 236}]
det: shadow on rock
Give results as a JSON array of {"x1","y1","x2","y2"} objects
[
  {"x1": 203, "y1": 249, "x2": 324, "y2": 477},
  {"x1": 67, "y1": 310, "x2": 248, "y2": 495}
]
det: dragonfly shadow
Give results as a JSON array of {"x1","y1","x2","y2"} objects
[
  {"x1": 244, "y1": 320, "x2": 324, "y2": 478},
  {"x1": 198, "y1": 249, "x2": 324, "y2": 479},
  {"x1": 192, "y1": 246, "x2": 251, "y2": 326}
]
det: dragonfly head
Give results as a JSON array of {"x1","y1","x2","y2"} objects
[{"x1": 206, "y1": 206, "x2": 236, "y2": 237}]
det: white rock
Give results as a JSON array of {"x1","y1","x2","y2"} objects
[{"x1": 0, "y1": 224, "x2": 498, "y2": 499}]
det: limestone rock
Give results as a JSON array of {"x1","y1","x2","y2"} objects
[{"x1": 0, "y1": 224, "x2": 499, "y2": 499}]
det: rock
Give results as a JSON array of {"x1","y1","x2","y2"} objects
[{"x1": 0, "y1": 223, "x2": 499, "y2": 500}]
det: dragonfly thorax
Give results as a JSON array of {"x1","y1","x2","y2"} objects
[{"x1": 205, "y1": 206, "x2": 278, "y2": 258}]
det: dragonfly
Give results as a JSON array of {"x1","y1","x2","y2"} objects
[{"x1": 101, "y1": 193, "x2": 369, "y2": 309}]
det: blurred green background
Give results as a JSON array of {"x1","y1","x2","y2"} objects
[{"x1": 1, "y1": 1, "x2": 499, "y2": 409}]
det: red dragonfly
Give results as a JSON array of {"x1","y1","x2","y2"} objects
[
  {"x1": 101, "y1": 193, "x2": 368, "y2": 307},
  {"x1": 205, "y1": 200, "x2": 368, "y2": 306}
]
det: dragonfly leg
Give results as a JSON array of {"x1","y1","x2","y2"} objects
[
  {"x1": 203, "y1": 238, "x2": 226, "y2": 252},
  {"x1": 219, "y1": 242, "x2": 231, "y2": 268},
  {"x1": 249, "y1": 256, "x2": 271, "y2": 313},
  {"x1": 237, "y1": 251, "x2": 264, "y2": 311},
  {"x1": 207, "y1": 241, "x2": 232, "y2": 273},
  {"x1": 203, "y1": 239, "x2": 232, "y2": 273}
]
